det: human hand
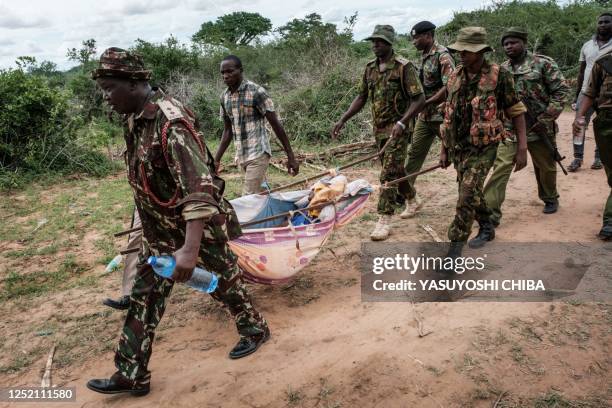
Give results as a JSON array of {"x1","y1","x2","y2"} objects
[
  {"x1": 331, "y1": 120, "x2": 345, "y2": 139},
  {"x1": 287, "y1": 156, "x2": 300, "y2": 176},
  {"x1": 513, "y1": 147, "x2": 528, "y2": 172},
  {"x1": 172, "y1": 246, "x2": 198, "y2": 282}
]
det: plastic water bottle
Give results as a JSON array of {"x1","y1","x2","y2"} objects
[
  {"x1": 105, "y1": 255, "x2": 123, "y2": 273},
  {"x1": 573, "y1": 117, "x2": 586, "y2": 146},
  {"x1": 147, "y1": 255, "x2": 218, "y2": 293}
]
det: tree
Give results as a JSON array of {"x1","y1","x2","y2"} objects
[
  {"x1": 277, "y1": 13, "x2": 337, "y2": 42},
  {"x1": 192, "y1": 12, "x2": 272, "y2": 46},
  {"x1": 132, "y1": 36, "x2": 200, "y2": 84},
  {"x1": 67, "y1": 39, "x2": 97, "y2": 69}
]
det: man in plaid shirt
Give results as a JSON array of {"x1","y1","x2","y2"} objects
[{"x1": 215, "y1": 55, "x2": 299, "y2": 195}]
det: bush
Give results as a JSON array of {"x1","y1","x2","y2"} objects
[
  {"x1": 278, "y1": 64, "x2": 370, "y2": 142},
  {"x1": 0, "y1": 68, "x2": 114, "y2": 189}
]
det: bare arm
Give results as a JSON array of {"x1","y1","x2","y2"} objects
[
  {"x1": 173, "y1": 218, "x2": 205, "y2": 282},
  {"x1": 214, "y1": 116, "x2": 233, "y2": 168},
  {"x1": 332, "y1": 95, "x2": 367, "y2": 137},
  {"x1": 399, "y1": 93, "x2": 426, "y2": 125},
  {"x1": 575, "y1": 61, "x2": 586, "y2": 101},
  {"x1": 265, "y1": 111, "x2": 299, "y2": 175},
  {"x1": 511, "y1": 114, "x2": 528, "y2": 172},
  {"x1": 426, "y1": 86, "x2": 447, "y2": 107}
]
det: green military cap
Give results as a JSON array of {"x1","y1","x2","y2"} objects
[
  {"x1": 501, "y1": 27, "x2": 528, "y2": 44},
  {"x1": 448, "y1": 26, "x2": 493, "y2": 53},
  {"x1": 91, "y1": 47, "x2": 151, "y2": 80},
  {"x1": 364, "y1": 25, "x2": 396, "y2": 45}
]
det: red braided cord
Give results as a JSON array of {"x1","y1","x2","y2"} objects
[{"x1": 139, "y1": 117, "x2": 206, "y2": 208}]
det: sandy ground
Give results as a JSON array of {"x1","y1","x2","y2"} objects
[{"x1": 1, "y1": 112, "x2": 610, "y2": 407}]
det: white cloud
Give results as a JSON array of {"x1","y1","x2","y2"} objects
[
  {"x1": 0, "y1": 5, "x2": 50, "y2": 29},
  {"x1": 0, "y1": 0, "x2": 502, "y2": 69}
]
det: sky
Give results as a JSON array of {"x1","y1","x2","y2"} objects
[{"x1": 0, "y1": 0, "x2": 517, "y2": 70}]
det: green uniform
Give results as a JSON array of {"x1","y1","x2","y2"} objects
[
  {"x1": 116, "y1": 90, "x2": 267, "y2": 386},
  {"x1": 483, "y1": 52, "x2": 569, "y2": 224},
  {"x1": 583, "y1": 50, "x2": 612, "y2": 231},
  {"x1": 441, "y1": 60, "x2": 526, "y2": 242},
  {"x1": 404, "y1": 42, "x2": 455, "y2": 199},
  {"x1": 358, "y1": 52, "x2": 424, "y2": 214}
]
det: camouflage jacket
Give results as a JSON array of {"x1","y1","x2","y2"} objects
[
  {"x1": 502, "y1": 52, "x2": 569, "y2": 142},
  {"x1": 358, "y1": 52, "x2": 424, "y2": 132},
  {"x1": 584, "y1": 49, "x2": 612, "y2": 111},
  {"x1": 441, "y1": 60, "x2": 526, "y2": 150},
  {"x1": 124, "y1": 89, "x2": 241, "y2": 256},
  {"x1": 417, "y1": 42, "x2": 455, "y2": 122}
]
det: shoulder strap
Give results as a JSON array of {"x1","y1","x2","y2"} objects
[
  {"x1": 157, "y1": 99, "x2": 184, "y2": 121},
  {"x1": 398, "y1": 60, "x2": 410, "y2": 101}
]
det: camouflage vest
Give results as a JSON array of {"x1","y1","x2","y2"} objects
[
  {"x1": 441, "y1": 63, "x2": 506, "y2": 149},
  {"x1": 151, "y1": 98, "x2": 242, "y2": 241},
  {"x1": 364, "y1": 55, "x2": 412, "y2": 129}
]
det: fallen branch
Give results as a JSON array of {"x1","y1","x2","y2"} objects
[
  {"x1": 492, "y1": 391, "x2": 508, "y2": 408},
  {"x1": 41, "y1": 344, "x2": 56, "y2": 387},
  {"x1": 420, "y1": 224, "x2": 443, "y2": 243},
  {"x1": 411, "y1": 302, "x2": 433, "y2": 338}
]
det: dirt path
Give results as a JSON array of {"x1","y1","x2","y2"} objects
[{"x1": 1, "y1": 112, "x2": 610, "y2": 408}]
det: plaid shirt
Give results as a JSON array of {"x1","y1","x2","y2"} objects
[{"x1": 220, "y1": 79, "x2": 274, "y2": 164}]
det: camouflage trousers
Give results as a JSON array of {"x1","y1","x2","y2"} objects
[
  {"x1": 448, "y1": 144, "x2": 498, "y2": 242},
  {"x1": 593, "y1": 110, "x2": 612, "y2": 226},
  {"x1": 376, "y1": 126, "x2": 412, "y2": 215},
  {"x1": 114, "y1": 242, "x2": 267, "y2": 386}
]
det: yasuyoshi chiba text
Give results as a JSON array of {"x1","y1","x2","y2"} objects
[{"x1": 372, "y1": 279, "x2": 546, "y2": 291}]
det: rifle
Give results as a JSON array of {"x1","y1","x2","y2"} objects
[{"x1": 523, "y1": 105, "x2": 568, "y2": 176}]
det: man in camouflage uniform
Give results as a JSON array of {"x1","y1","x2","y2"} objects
[
  {"x1": 332, "y1": 25, "x2": 425, "y2": 241},
  {"x1": 473, "y1": 28, "x2": 569, "y2": 247},
  {"x1": 573, "y1": 48, "x2": 612, "y2": 240},
  {"x1": 438, "y1": 27, "x2": 528, "y2": 267},
  {"x1": 402, "y1": 21, "x2": 455, "y2": 218},
  {"x1": 86, "y1": 48, "x2": 269, "y2": 397}
]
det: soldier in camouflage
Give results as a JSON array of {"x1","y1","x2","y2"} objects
[
  {"x1": 438, "y1": 27, "x2": 528, "y2": 268},
  {"x1": 573, "y1": 47, "x2": 612, "y2": 240},
  {"x1": 402, "y1": 21, "x2": 455, "y2": 218},
  {"x1": 474, "y1": 28, "x2": 570, "y2": 247},
  {"x1": 86, "y1": 48, "x2": 269, "y2": 397},
  {"x1": 332, "y1": 25, "x2": 425, "y2": 241}
]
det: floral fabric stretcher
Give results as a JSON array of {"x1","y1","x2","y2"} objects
[{"x1": 226, "y1": 176, "x2": 372, "y2": 284}]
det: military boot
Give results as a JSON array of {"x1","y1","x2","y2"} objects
[
  {"x1": 436, "y1": 242, "x2": 464, "y2": 275},
  {"x1": 468, "y1": 222, "x2": 495, "y2": 249},
  {"x1": 598, "y1": 224, "x2": 612, "y2": 241},
  {"x1": 400, "y1": 195, "x2": 422, "y2": 219},
  {"x1": 370, "y1": 215, "x2": 392, "y2": 241}
]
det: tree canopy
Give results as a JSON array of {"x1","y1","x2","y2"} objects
[{"x1": 192, "y1": 12, "x2": 272, "y2": 46}]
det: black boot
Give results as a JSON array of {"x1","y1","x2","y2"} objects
[
  {"x1": 543, "y1": 200, "x2": 559, "y2": 214},
  {"x1": 229, "y1": 327, "x2": 270, "y2": 359},
  {"x1": 437, "y1": 242, "x2": 464, "y2": 276},
  {"x1": 86, "y1": 373, "x2": 149, "y2": 396},
  {"x1": 102, "y1": 295, "x2": 130, "y2": 310},
  {"x1": 468, "y1": 222, "x2": 495, "y2": 249},
  {"x1": 598, "y1": 224, "x2": 612, "y2": 241}
]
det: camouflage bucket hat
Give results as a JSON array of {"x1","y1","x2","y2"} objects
[
  {"x1": 91, "y1": 47, "x2": 151, "y2": 80},
  {"x1": 364, "y1": 25, "x2": 396, "y2": 45},
  {"x1": 501, "y1": 27, "x2": 528, "y2": 44},
  {"x1": 448, "y1": 27, "x2": 493, "y2": 53}
]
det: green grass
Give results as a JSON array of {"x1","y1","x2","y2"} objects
[{"x1": 1, "y1": 254, "x2": 88, "y2": 301}]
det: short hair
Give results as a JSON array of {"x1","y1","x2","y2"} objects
[
  {"x1": 599, "y1": 12, "x2": 612, "y2": 19},
  {"x1": 222, "y1": 55, "x2": 242, "y2": 69}
]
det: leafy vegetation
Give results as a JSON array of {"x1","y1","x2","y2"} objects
[{"x1": 1, "y1": 1, "x2": 608, "y2": 190}]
